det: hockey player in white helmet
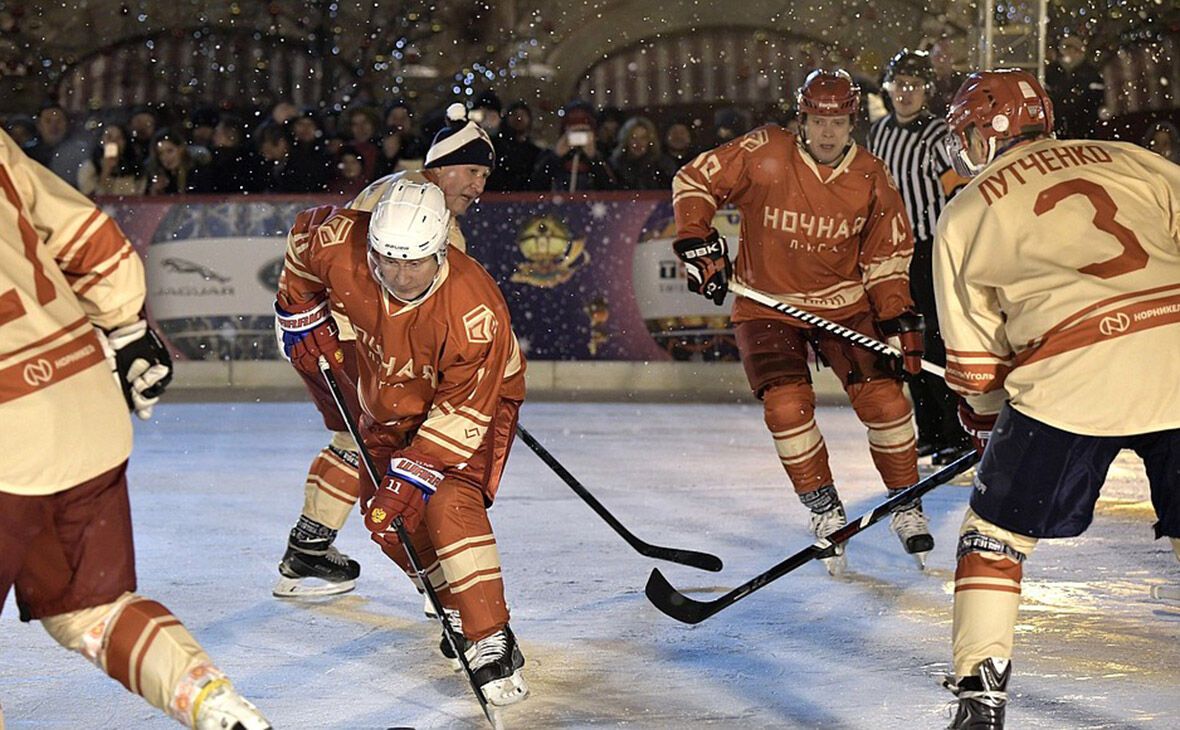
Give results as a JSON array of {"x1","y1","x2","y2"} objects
[
  {"x1": 366, "y1": 179, "x2": 451, "y2": 302},
  {"x1": 273, "y1": 103, "x2": 495, "y2": 601},
  {"x1": 275, "y1": 179, "x2": 529, "y2": 707}
]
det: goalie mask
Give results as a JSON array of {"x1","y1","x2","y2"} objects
[
  {"x1": 367, "y1": 179, "x2": 452, "y2": 302},
  {"x1": 945, "y1": 69, "x2": 1055, "y2": 177}
]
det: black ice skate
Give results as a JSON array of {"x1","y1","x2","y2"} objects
[
  {"x1": 438, "y1": 608, "x2": 471, "y2": 672},
  {"x1": 272, "y1": 542, "x2": 360, "y2": 598},
  {"x1": 465, "y1": 625, "x2": 529, "y2": 707},
  {"x1": 945, "y1": 657, "x2": 1011, "y2": 729}
]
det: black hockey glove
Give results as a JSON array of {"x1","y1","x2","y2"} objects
[
  {"x1": 103, "y1": 320, "x2": 173, "y2": 420},
  {"x1": 673, "y1": 230, "x2": 731, "y2": 306},
  {"x1": 878, "y1": 311, "x2": 926, "y2": 376}
]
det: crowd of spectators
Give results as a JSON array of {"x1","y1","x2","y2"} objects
[
  {"x1": 4, "y1": 48, "x2": 1177, "y2": 199},
  {"x1": 1, "y1": 94, "x2": 757, "y2": 196}
]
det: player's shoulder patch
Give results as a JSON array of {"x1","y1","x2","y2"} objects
[
  {"x1": 316, "y1": 214, "x2": 355, "y2": 248},
  {"x1": 462, "y1": 304, "x2": 498, "y2": 345}
]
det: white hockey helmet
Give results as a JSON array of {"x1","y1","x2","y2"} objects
[{"x1": 368, "y1": 179, "x2": 452, "y2": 262}]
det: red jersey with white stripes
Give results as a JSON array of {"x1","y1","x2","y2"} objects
[
  {"x1": 0, "y1": 130, "x2": 139, "y2": 494},
  {"x1": 934, "y1": 137, "x2": 1180, "y2": 435},
  {"x1": 278, "y1": 206, "x2": 525, "y2": 471},
  {"x1": 673, "y1": 125, "x2": 916, "y2": 323}
]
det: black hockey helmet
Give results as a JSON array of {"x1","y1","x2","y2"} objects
[{"x1": 883, "y1": 49, "x2": 935, "y2": 91}]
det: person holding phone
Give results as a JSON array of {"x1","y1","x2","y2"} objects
[
  {"x1": 530, "y1": 100, "x2": 617, "y2": 191},
  {"x1": 77, "y1": 123, "x2": 145, "y2": 196}
]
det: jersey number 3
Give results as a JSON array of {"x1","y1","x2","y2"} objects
[{"x1": 1033, "y1": 178, "x2": 1149, "y2": 279}]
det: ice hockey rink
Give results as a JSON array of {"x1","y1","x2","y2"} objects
[{"x1": 2, "y1": 400, "x2": 1178, "y2": 729}]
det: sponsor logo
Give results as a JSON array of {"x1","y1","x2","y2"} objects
[
  {"x1": 257, "y1": 257, "x2": 284, "y2": 290},
  {"x1": 161, "y1": 257, "x2": 231, "y2": 283},
  {"x1": 23, "y1": 358, "x2": 53, "y2": 386},
  {"x1": 1098, "y1": 312, "x2": 1130, "y2": 336}
]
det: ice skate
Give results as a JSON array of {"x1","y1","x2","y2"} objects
[
  {"x1": 465, "y1": 625, "x2": 529, "y2": 707},
  {"x1": 944, "y1": 657, "x2": 1010, "y2": 729},
  {"x1": 193, "y1": 681, "x2": 272, "y2": 730},
  {"x1": 272, "y1": 543, "x2": 360, "y2": 598},
  {"x1": 890, "y1": 501, "x2": 934, "y2": 569},
  {"x1": 438, "y1": 607, "x2": 471, "y2": 672},
  {"x1": 810, "y1": 503, "x2": 847, "y2": 577}
]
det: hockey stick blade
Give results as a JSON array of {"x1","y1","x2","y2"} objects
[
  {"x1": 646, "y1": 450, "x2": 980, "y2": 624},
  {"x1": 516, "y1": 424, "x2": 723, "y2": 572}
]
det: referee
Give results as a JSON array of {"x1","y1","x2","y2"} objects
[{"x1": 868, "y1": 49, "x2": 970, "y2": 465}]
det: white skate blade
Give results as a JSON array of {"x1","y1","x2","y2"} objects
[
  {"x1": 821, "y1": 551, "x2": 846, "y2": 577},
  {"x1": 910, "y1": 551, "x2": 930, "y2": 570},
  {"x1": 272, "y1": 575, "x2": 356, "y2": 598},
  {"x1": 1150, "y1": 584, "x2": 1180, "y2": 603},
  {"x1": 481, "y1": 670, "x2": 530, "y2": 707}
]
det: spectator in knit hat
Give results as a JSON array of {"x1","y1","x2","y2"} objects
[{"x1": 529, "y1": 101, "x2": 617, "y2": 192}]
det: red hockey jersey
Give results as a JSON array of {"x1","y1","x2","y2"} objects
[
  {"x1": 278, "y1": 206, "x2": 525, "y2": 469},
  {"x1": 674, "y1": 125, "x2": 916, "y2": 324}
]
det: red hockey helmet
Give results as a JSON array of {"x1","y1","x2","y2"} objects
[
  {"x1": 945, "y1": 69, "x2": 1055, "y2": 176},
  {"x1": 797, "y1": 69, "x2": 860, "y2": 117}
]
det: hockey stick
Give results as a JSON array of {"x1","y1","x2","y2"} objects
[
  {"x1": 728, "y1": 281, "x2": 947, "y2": 379},
  {"x1": 318, "y1": 359, "x2": 500, "y2": 729},
  {"x1": 645, "y1": 449, "x2": 980, "y2": 624},
  {"x1": 516, "y1": 424, "x2": 724, "y2": 573}
]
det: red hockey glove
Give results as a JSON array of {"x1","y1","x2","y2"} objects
[
  {"x1": 673, "y1": 230, "x2": 731, "y2": 306},
  {"x1": 957, "y1": 400, "x2": 998, "y2": 456},
  {"x1": 274, "y1": 299, "x2": 344, "y2": 376},
  {"x1": 364, "y1": 455, "x2": 444, "y2": 540},
  {"x1": 878, "y1": 311, "x2": 926, "y2": 376}
]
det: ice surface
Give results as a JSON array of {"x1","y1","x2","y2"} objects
[{"x1": 2, "y1": 401, "x2": 1177, "y2": 729}]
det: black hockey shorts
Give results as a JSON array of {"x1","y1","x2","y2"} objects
[{"x1": 970, "y1": 404, "x2": 1180, "y2": 540}]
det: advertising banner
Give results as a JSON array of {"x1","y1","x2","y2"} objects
[{"x1": 101, "y1": 194, "x2": 742, "y2": 363}]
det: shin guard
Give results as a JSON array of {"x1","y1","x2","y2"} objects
[
  {"x1": 847, "y1": 380, "x2": 919, "y2": 489},
  {"x1": 763, "y1": 380, "x2": 833, "y2": 494},
  {"x1": 952, "y1": 509, "x2": 1039, "y2": 677},
  {"x1": 41, "y1": 592, "x2": 228, "y2": 726},
  {"x1": 301, "y1": 431, "x2": 361, "y2": 531}
]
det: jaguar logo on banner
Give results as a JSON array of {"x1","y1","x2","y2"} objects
[{"x1": 510, "y1": 215, "x2": 590, "y2": 288}]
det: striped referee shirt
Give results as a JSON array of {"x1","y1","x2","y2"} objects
[{"x1": 867, "y1": 111, "x2": 965, "y2": 244}]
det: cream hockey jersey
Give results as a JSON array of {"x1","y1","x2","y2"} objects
[
  {"x1": 673, "y1": 125, "x2": 916, "y2": 324},
  {"x1": 278, "y1": 206, "x2": 525, "y2": 475},
  {"x1": 934, "y1": 137, "x2": 1180, "y2": 436},
  {"x1": 324, "y1": 169, "x2": 468, "y2": 341},
  {"x1": 0, "y1": 130, "x2": 139, "y2": 494}
]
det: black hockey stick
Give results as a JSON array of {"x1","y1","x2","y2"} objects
[
  {"x1": 646, "y1": 449, "x2": 980, "y2": 624},
  {"x1": 516, "y1": 424, "x2": 724, "y2": 573},
  {"x1": 318, "y1": 359, "x2": 499, "y2": 728},
  {"x1": 729, "y1": 281, "x2": 947, "y2": 379}
]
